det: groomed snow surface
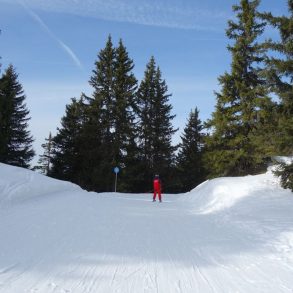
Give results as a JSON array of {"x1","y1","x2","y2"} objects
[{"x1": 1, "y1": 163, "x2": 293, "y2": 293}]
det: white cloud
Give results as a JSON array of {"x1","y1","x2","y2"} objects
[{"x1": 11, "y1": 0, "x2": 229, "y2": 31}]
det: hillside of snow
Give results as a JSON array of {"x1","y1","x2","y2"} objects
[
  {"x1": 0, "y1": 163, "x2": 293, "y2": 293},
  {"x1": 0, "y1": 163, "x2": 81, "y2": 206}
]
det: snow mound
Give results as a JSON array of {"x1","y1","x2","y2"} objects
[
  {"x1": 0, "y1": 163, "x2": 80, "y2": 205},
  {"x1": 273, "y1": 156, "x2": 293, "y2": 165},
  {"x1": 185, "y1": 170, "x2": 284, "y2": 214}
]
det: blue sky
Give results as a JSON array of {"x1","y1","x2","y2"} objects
[{"x1": 0, "y1": 0, "x2": 288, "y2": 164}]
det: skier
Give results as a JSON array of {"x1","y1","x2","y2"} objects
[{"x1": 153, "y1": 174, "x2": 162, "y2": 202}]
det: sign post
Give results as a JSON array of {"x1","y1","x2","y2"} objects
[{"x1": 113, "y1": 167, "x2": 120, "y2": 192}]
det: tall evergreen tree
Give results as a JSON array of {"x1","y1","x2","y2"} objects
[
  {"x1": 50, "y1": 36, "x2": 139, "y2": 192},
  {"x1": 0, "y1": 65, "x2": 34, "y2": 168},
  {"x1": 50, "y1": 97, "x2": 85, "y2": 185},
  {"x1": 33, "y1": 132, "x2": 53, "y2": 174},
  {"x1": 84, "y1": 36, "x2": 139, "y2": 192},
  {"x1": 262, "y1": 0, "x2": 293, "y2": 154},
  {"x1": 85, "y1": 35, "x2": 116, "y2": 191},
  {"x1": 177, "y1": 108, "x2": 205, "y2": 192},
  {"x1": 112, "y1": 39, "x2": 139, "y2": 191},
  {"x1": 205, "y1": 0, "x2": 270, "y2": 177},
  {"x1": 137, "y1": 57, "x2": 177, "y2": 192},
  {"x1": 76, "y1": 94, "x2": 105, "y2": 191}
]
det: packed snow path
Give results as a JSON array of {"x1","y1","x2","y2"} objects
[{"x1": 1, "y1": 164, "x2": 293, "y2": 292}]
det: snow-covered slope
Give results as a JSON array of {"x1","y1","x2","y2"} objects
[
  {"x1": 0, "y1": 163, "x2": 293, "y2": 293},
  {"x1": 184, "y1": 170, "x2": 282, "y2": 214},
  {"x1": 0, "y1": 163, "x2": 80, "y2": 206}
]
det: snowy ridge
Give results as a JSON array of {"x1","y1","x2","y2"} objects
[
  {"x1": 183, "y1": 169, "x2": 283, "y2": 214},
  {"x1": 0, "y1": 163, "x2": 80, "y2": 206}
]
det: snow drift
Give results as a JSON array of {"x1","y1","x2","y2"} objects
[
  {"x1": 184, "y1": 169, "x2": 284, "y2": 214},
  {"x1": 0, "y1": 163, "x2": 80, "y2": 205}
]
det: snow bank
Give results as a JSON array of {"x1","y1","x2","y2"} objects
[
  {"x1": 273, "y1": 156, "x2": 293, "y2": 165},
  {"x1": 0, "y1": 163, "x2": 80, "y2": 205},
  {"x1": 184, "y1": 170, "x2": 285, "y2": 214}
]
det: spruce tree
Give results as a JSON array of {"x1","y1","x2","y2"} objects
[
  {"x1": 76, "y1": 94, "x2": 105, "y2": 191},
  {"x1": 262, "y1": 0, "x2": 293, "y2": 154},
  {"x1": 51, "y1": 36, "x2": 138, "y2": 192},
  {"x1": 137, "y1": 57, "x2": 177, "y2": 192},
  {"x1": 33, "y1": 132, "x2": 53, "y2": 174},
  {"x1": 85, "y1": 35, "x2": 116, "y2": 191},
  {"x1": 205, "y1": 0, "x2": 270, "y2": 177},
  {"x1": 177, "y1": 108, "x2": 205, "y2": 192},
  {"x1": 274, "y1": 162, "x2": 293, "y2": 192},
  {"x1": 0, "y1": 65, "x2": 34, "y2": 168},
  {"x1": 85, "y1": 36, "x2": 139, "y2": 192},
  {"x1": 112, "y1": 39, "x2": 139, "y2": 191},
  {"x1": 50, "y1": 97, "x2": 85, "y2": 185}
]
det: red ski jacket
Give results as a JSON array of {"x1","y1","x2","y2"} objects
[{"x1": 153, "y1": 179, "x2": 161, "y2": 191}]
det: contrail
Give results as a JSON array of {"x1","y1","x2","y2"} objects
[{"x1": 19, "y1": 1, "x2": 83, "y2": 70}]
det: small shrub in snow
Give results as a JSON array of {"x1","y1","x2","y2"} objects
[{"x1": 274, "y1": 163, "x2": 293, "y2": 192}]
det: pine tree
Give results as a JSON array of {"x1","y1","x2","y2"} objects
[
  {"x1": 84, "y1": 35, "x2": 116, "y2": 191},
  {"x1": 262, "y1": 0, "x2": 293, "y2": 154},
  {"x1": 112, "y1": 39, "x2": 139, "y2": 191},
  {"x1": 50, "y1": 97, "x2": 85, "y2": 185},
  {"x1": 84, "y1": 36, "x2": 139, "y2": 192},
  {"x1": 205, "y1": 0, "x2": 270, "y2": 177},
  {"x1": 137, "y1": 57, "x2": 177, "y2": 192},
  {"x1": 33, "y1": 132, "x2": 53, "y2": 174},
  {"x1": 177, "y1": 108, "x2": 205, "y2": 192},
  {"x1": 75, "y1": 94, "x2": 104, "y2": 191},
  {"x1": 0, "y1": 65, "x2": 34, "y2": 168},
  {"x1": 51, "y1": 36, "x2": 138, "y2": 192},
  {"x1": 274, "y1": 162, "x2": 293, "y2": 192}
]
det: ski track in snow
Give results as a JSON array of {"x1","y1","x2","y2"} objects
[{"x1": 1, "y1": 165, "x2": 293, "y2": 292}]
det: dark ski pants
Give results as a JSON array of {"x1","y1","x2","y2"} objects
[{"x1": 153, "y1": 190, "x2": 161, "y2": 201}]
